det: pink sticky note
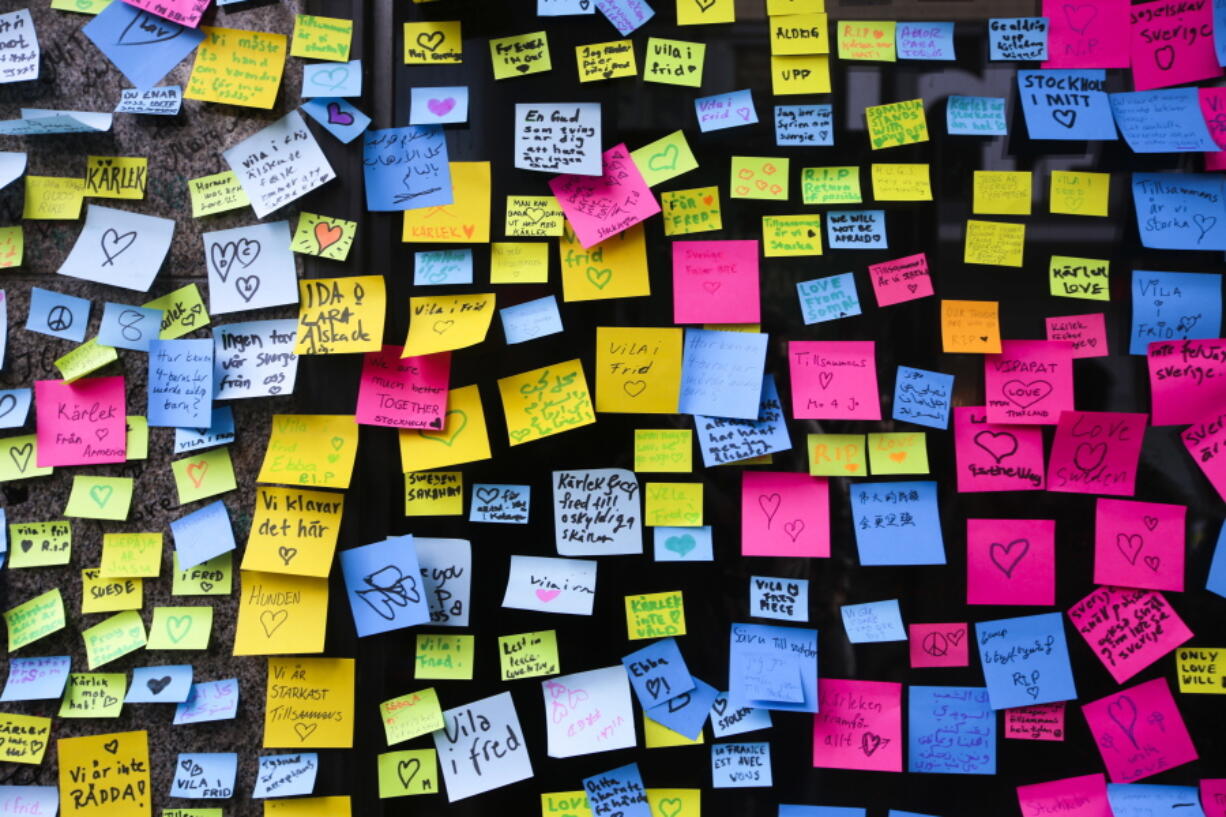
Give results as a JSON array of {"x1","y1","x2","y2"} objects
[
  {"x1": 1046, "y1": 410, "x2": 1148, "y2": 496},
  {"x1": 1199, "y1": 88, "x2": 1226, "y2": 149},
  {"x1": 34, "y1": 376, "x2": 126, "y2": 467},
  {"x1": 741, "y1": 471, "x2": 829, "y2": 557},
  {"x1": 1182, "y1": 409, "x2": 1226, "y2": 502},
  {"x1": 550, "y1": 143, "x2": 661, "y2": 249},
  {"x1": 1068, "y1": 586, "x2": 1192, "y2": 683},
  {"x1": 812, "y1": 678, "x2": 902, "y2": 772},
  {"x1": 1129, "y1": 0, "x2": 1223, "y2": 91},
  {"x1": 1016, "y1": 774, "x2": 1111, "y2": 817},
  {"x1": 1043, "y1": 0, "x2": 1130, "y2": 68},
  {"x1": 121, "y1": 0, "x2": 209, "y2": 27},
  {"x1": 1045, "y1": 313, "x2": 1107, "y2": 358},
  {"x1": 788, "y1": 340, "x2": 881, "y2": 420},
  {"x1": 356, "y1": 346, "x2": 450, "y2": 430},
  {"x1": 1093, "y1": 498, "x2": 1186, "y2": 592},
  {"x1": 672, "y1": 240, "x2": 761, "y2": 324},
  {"x1": 1082, "y1": 677, "x2": 1197, "y2": 783},
  {"x1": 985, "y1": 340, "x2": 1075, "y2": 425},
  {"x1": 1203, "y1": 780, "x2": 1226, "y2": 817},
  {"x1": 1208, "y1": 151, "x2": 1226, "y2": 170},
  {"x1": 953, "y1": 406, "x2": 1046, "y2": 492},
  {"x1": 1004, "y1": 702, "x2": 1066, "y2": 741},
  {"x1": 868, "y1": 253, "x2": 933, "y2": 307},
  {"x1": 1147, "y1": 339, "x2": 1226, "y2": 426},
  {"x1": 908, "y1": 622, "x2": 969, "y2": 668},
  {"x1": 967, "y1": 518, "x2": 1055, "y2": 606}
]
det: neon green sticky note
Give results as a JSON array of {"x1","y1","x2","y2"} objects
[
  {"x1": 82, "y1": 610, "x2": 147, "y2": 669},
  {"x1": 58, "y1": 673, "x2": 126, "y2": 718},
  {"x1": 188, "y1": 171, "x2": 250, "y2": 218},
  {"x1": 172, "y1": 448, "x2": 237, "y2": 504},
  {"x1": 647, "y1": 789, "x2": 702, "y2": 817},
  {"x1": 50, "y1": 0, "x2": 115, "y2": 12},
  {"x1": 808, "y1": 433, "x2": 867, "y2": 476},
  {"x1": 634, "y1": 429, "x2": 692, "y2": 473},
  {"x1": 144, "y1": 284, "x2": 210, "y2": 340},
  {"x1": 380, "y1": 688, "x2": 445, "y2": 745},
  {"x1": 377, "y1": 749, "x2": 438, "y2": 798},
  {"x1": 147, "y1": 606, "x2": 213, "y2": 650},
  {"x1": 8, "y1": 520, "x2": 71, "y2": 568},
  {"x1": 644, "y1": 482, "x2": 702, "y2": 526},
  {"x1": 0, "y1": 225, "x2": 24, "y2": 269},
  {"x1": 730, "y1": 157, "x2": 789, "y2": 201},
  {"x1": 414, "y1": 634, "x2": 474, "y2": 680},
  {"x1": 498, "y1": 630, "x2": 560, "y2": 680},
  {"x1": 5, "y1": 588, "x2": 65, "y2": 651},
  {"x1": 56, "y1": 338, "x2": 119, "y2": 383},
  {"x1": 801, "y1": 166, "x2": 861, "y2": 204},
  {"x1": 81, "y1": 569, "x2": 143, "y2": 614},
  {"x1": 125, "y1": 416, "x2": 148, "y2": 460},
  {"x1": 172, "y1": 552, "x2": 233, "y2": 596},
  {"x1": 100, "y1": 532, "x2": 161, "y2": 578},
  {"x1": 0, "y1": 435, "x2": 53, "y2": 482},
  {"x1": 867, "y1": 432, "x2": 929, "y2": 475},
  {"x1": 631, "y1": 130, "x2": 699, "y2": 187},
  {"x1": 542, "y1": 792, "x2": 594, "y2": 817},
  {"x1": 65, "y1": 476, "x2": 133, "y2": 520}
]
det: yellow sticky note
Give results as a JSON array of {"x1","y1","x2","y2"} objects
[
  {"x1": 973, "y1": 170, "x2": 1033, "y2": 215},
  {"x1": 0, "y1": 224, "x2": 23, "y2": 268},
  {"x1": 399, "y1": 385, "x2": 491, "y2": 472},
  {"x1": 186, "y1": 27, "x2": 288, "y2": 110},
  {"x1": 762, "y1": 215, "x2": 823, "y2": 257},
  {"x1": 57, "y1": 731, "x2": 149, "y2": 815},
  {"x1": 634, "y1": 429, "x2": 693, "y2": 473},
  {"x1": 258, "y1": 415, "x2": 359, "y2": 490},
  {"x1": 144, "y1": 284, "x2": 210, "y2": 340},
  {"x1": 245, "y1": 487, "x2": 344, "y2": 577},
  {"x1": 1050, "y1": 170, "x2": 1109, "y2": 216},
  {"x1": 505, "y1": 195, "x2": 565, "y2": 237},
  {"x1": 55, "y1": 338, "x2": 119, "y2": 384},
  {"x1": 172, "y1": 447, "x2": 238, "y2": 504},
  {"x1": 188, "y1": 171, "x2": 251, "y2": 218},
  {"x1": 801, "y1": 166, "x2": 861, "y2": 204},
  {"x1": 490, "y1": 31, "x2": 551, "y2": 79},
  {"x1": 872, "y1": 163, "x2": 932, "y2": 201},
  {"x1": 404, "y1": 471, "x2": 464, "y2": 516},
  {"x1": 264, "y1": 797, "x2": 351, "y2": 817},
  {"x1": 172, "y1": 552, "x2": 233, "y2": 597},
  {"x1": 644, "y1": 713, "x2": 704, "y2": 747},
  {"x1": 65, "y1": 476, "x2": 133, "y2": 521},
  {"x1": 964, "y1": 219, "x2": 1025, "y2": 267},
  {"x1": 770, "y1": 54, "x2": 831, "y2": 95},
  {"x1": 264, "y1": 658, "x2": 355, "y2": 748},
  {"x1": 631, "y1": 131, "x2": 699, "y2": 188},
  {"x1": 147, "y1": 606, "x2": 212, "y2": 650},
  {"x1": 576, "y1": 40, "x2": 637, "y2": 82},
  {"x1": 58, "y1": 673, "x2": 126, "y2": 718},
  {"x1": 647, "y1": 789, "x2": 702, "y2": 817},
  {"x1": 838, "y1": 20, "x2": 897, "y2": 60},
  {"x1": 1050, "y1": 255, "x2": 1110, "y2": 301},
  {"x1": 402, "y1": 162, "x2": 491, "y2": 243},
  {"x1": 404, "y1": 21, "x2": 462, "y2": 64},
  {"x1": 81, "y1": 569, "x2": 142, "y2": 614},
  {"x1": 643, "y1": 38, "x2": 705, "y2": 87},
  {"x1": 125, "y1": 416, "x2": 148, "y2": 460},
  {"x1": 415, "y1": 633, "x2": 474, "y2": 680},
  {"x1": 1176, "y1": 647, "x2": 1226, "y2": 694},
  {"x1": 378, "y1": 750, "x2": 438, "y2": 798},
  {"x1": 233, "y1": 571, "x2": 329, "y2": 656},
  {"x1": 82, "y1": 610, "x2": 146, "y2": 669},
  {"x1": 403, "y1": 293, "x2": 495, "y2": 356},
  {"x1": 498, "y1": 359, "x2": 596, "y2": 446},
  {"x1": 542, "y1": 792, "x2": 594, "y2": 817},
  {"x1": 0, "y1": 713, "x2": 50, "y2": 764},
  {"x1": 380, "y1": 688, "x2": 445, "y2": 745},
  {"x1": 84, "y1": 156, "x2": 147, "y2": 199},
  {"x1": 677, "y1": 0, "x2": 735, "y2": 24},
  {"x1": 295, "y1": 275, "x2": 385, "y2": 355},
  {"x1": 730, "y1": 156, "x2": 789, "y2": 201},
  {"x1": 100, "y1": 532, "x2": 161, "y2": 577},
  {"x1": 941, "y1": 299, "x2": 1002, "y2": 354},
  {"x1": 661, "y1": 186, "x2": 722, "y2": 236},
  {"x1": 626, "y1": 591, "x2": 686, "y2": 639},
  {"x1": 499, "y1": 630, "x2": 560, "y2": 680},
  {"x1": 292, "y1": 213, "x2": 357, "y2": 261},
  {"x1": 23, "y1": 176, "x2": 84, "y2": 220},
  {"x1": 291, "y1": 14, "x2": 353, "y2": 62},
  {"x1": 0, "y1": 435, "x2": 52, "y2": 482},
  {"x1": 865, "y1": 98, "x2": 928, "y2": 149},
  {"x1": 807, "y1": 433, "x2": 867, "y2": 476},
  {"x1": 559, "y1": 222, "x2": 651, "y2": 301},
  {"x1": 868, "y1": 432, "x2": 929, "y2": 475},
  {"x1": 5, "y1": 589, "x2": 65, "y2": 651},
  {"x1": 491, "y1": 242, "x2": 550, "y2": 283},
  {"x1": 596, "y1": 327, "x2": 683, "y2": 413},
  {"x1": 770, "y1": 13, "x2": 828, "y2": 54},
  {"x1": 8, "y1": 520, "x2": 71, "y2": 568},
  {"x1": 645, "y1": 482, "x2": 702, "y2": 526}
]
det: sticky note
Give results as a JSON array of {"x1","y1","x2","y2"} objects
[
  {"x1": 871, "y1": 163, "x2": 931, "y2": 201},
  {"x1": 678, "y1": 0, "x2": 734, "y2": 24},
  {"x1": 953, "y1": 405, "x2": 1047, "y2": 492},
  {"x1": 505, "y1": 196, "x2": 564, "y2": 238},
  {"x1": 838, "y1": 21, "x2": 897, "y2": 60},
  {"x1": 415, "y1": 633, "x2": 475, "y2": 680},
  {"x1": 661, "y1": 186, "x2": 721, "y2": 236},
  {"x1": 404, "y1": 21, "x2": 462, "y2": 63},
  {"x1": 1004, "y1": 702, "x2": 1065, "y2": 741},
  {"x1": 174, "y1": 678, "x2": 238, "y2": 725},
  {"x1": 941, "y1": 300, "x2": 1001, "y2": 354},
  {"x1": 576, "y1": 39, "x2": 636, "y2": 81},
  {"x1": 1130, "y1": 270, "x2": 1222, "y2": 354},
  {"x1": 990, "y1": 17, "x2": 1048, "y2": 60},
  {"x1": 378, "y1": 749, "x2": 438, "y2": 798},
  {"x1": 1050, "y1": 171, "x2": 1109, "y2": 216},
  {"x1": 291, "y1": 14, "x2": 352, "y2": 61},
  {"x1": 1130, "y1": 0, "x2": 1221, "y2": 91},
  {"x1": 60, "y1": 204, "x2": 175, "y2": 291},
  {"x1": 841, "y1": 600, "x2": 906, "y2": 642},
  {"x1": 264, "y1": 658, "x2": 354, "y2": 748},
  {"x1": 865, "y1": 98, "x2": 927, "y2": 148},
  {"x1": 5, "y1": 588, "x2": 65, "y2": 651},
  {"x1": 145, "y1": 284, "x2": 209, "y2": 340},
  {"x1": 552, "y1": 468, "x2": 642, "y2": 556},
  {"x1": 65, "y1": 476, "x2": 133, "y2": 520},
  {"x1": 909, "y1": 687, "x2": 995, "y2": 774},
  {"x1": 303, "y1": 60, "x2": 362, "y2": 97},
  {"x1": 400, "y1": 160, "x2": 488, "y2": 241},
  {"x1": 728, "y1": 623, "x2": 818, "y2": 712},
  {"x1": 797, "y1": 274, "x2": 860, "y2": 324},
  {"x1": 909, "y1": 623, "x2": 969, "y2": 668},
  {"x1": 233, "y1": 571, "x2": 329, "y2": 656},
  {"x1": 947, "y1": 95, "x2": 1008, "y2": 135},
  {"x1": 826, "y1": 210, "x2": 886, "y2": 249},
  {"x1": 1083, "y1": 678, "x2": 1196, "y2": 782},
  {"x1": 679, "y1": 329, "x2": 768, "y2": 420},
  {"x1": 23, "y1": 176, "x2": 85, "y2": 220},
  {"x1": 762, "y1": 215, "x2": 822, "y2": 257},
  {"x1": 490, "y1": 31, "x2": 550, "y2": 78},
  {"x1": 789, "y1": 340, "x2": 881, "y2": 420},
  {"x1": 964, "y1": 219, "x2": 1025, "y2": 266},
  {"x1": 813, "y1": 679, "x2": 902, "y2": 771},
  {"x1": 399, "y1": 385, "x2": 491, "y2": 472},
  {"x1": 57, "y1": 731, "x2": 149, "y2": 814},
  {"x1": 976, "y1": 612, "x2": 1077, "y2": 709},
  {"x1": 673, "y1": 240, "x2": 760, "y2": 324},
  {"x1": 850, "y1": 481, "x2": 945, "y2": 565},
  {"x1": 186, "y1": 27, "x2": 287, "y2": 109},
  {"x1": 776, "y1": 104, "x2": 833, "y2": 146},
  {"x1": 490, "y1": 242, "x2": 550, "y2": 283},
  {"x1": 967, "y1": 518, "x2": 1056, "y2": 606},
  {"x1": 1018, "y1": 70, "x2": 1116, "y2": 140},
  {"x1": 83, "y1": 156, "x2": 146, "y2": 199},
  {"x1": 770, "y1": 54, "x2": 831, "y2": 95},
  {"x1": 147, "y1": 606, "x2": 212, "y2": 650},
  {"x1": 380, "y1": 688, "x2": 444, "y2": 745},
  {"x1": 1069, "y1": 586, "x2": 1191, "y2": 683},
  {"x1": 1176, "y1": 647, "x2": 1226, "y2": 694},
  {"x1": 82, "y1": 610, "x2": 146, "y2": 669},
  {"x1": 801, "y1": 166, "x2": 861, "y2": 205},
  {"x1": 595, "y1": 327, "x2": 682, "y2": 413},
  {"x1": 498, "y1": 359, "x2": 596, "y2": 445}
]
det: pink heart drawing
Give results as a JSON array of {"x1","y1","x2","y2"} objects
[
  {"x1": 428, "y1": 97, "x2": 456, "y2": 117},
  {"x1": 535, "y1": 589, "x2": 561, "y2": 602}
]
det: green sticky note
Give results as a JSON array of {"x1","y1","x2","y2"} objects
[
  {"x1": 59, "y1": 673, "x2": 126, "y2": 718},
  {"x1": 55, "y1": 338, "x2": 119, "y2": 383},
  {"x1": 867, "y1": 432, "x2": 930, "y2": 475},
  {"x1": 631, "y1": 131, "x2": 699, "y2": 188},
  {"x1": 5, "y1": 588, "x2": 66, "y2": 651},
  {"x1": 172, "y1": 447, "x2": 237, "y2": 505},
  {"x1": 64, "y1": 475, "x2": 133, "y2": 520},
  {"x1": 126, "y1": 416, "x2": 148, "y2": 460},
  {"x1": 147, "y1": 606, "x2": 213, "y2": 650},
  {"x1": 0, "y1": 435, "x2": 53, "y2": 482},
  {"x1": 172, "y1": 552, "x2": 233, "y2": 596},
  {"x1": 807, "y1": 433, "x2": 867, "y2": 477},
  {"x1": 377, "y1": 749, "x2": 438, "y2": 798},
  {"x1": 81, "y1": 569, "x2": 143, "y2": 614},
  {"x1": 380, "y1": 688, "x2": 445, "y2": 746},
  {"x1": 100, "y1": 532, "x2": 162, "y2": 577},
  {"x1": 81, "y1": 610, "x2": 147, "y2": 670},
  {"x1": 414, "y1": 634, "x2": 474, "y2": 680},
  {"x1": 8, "y1": 520, "x2": 71, "y2": 568},
  {"x1": 144, "y1": 284, "x2": 210, "y2": 340},
  {"x1": 50, "y1": 0, "x2": 115, "y2": 12},
  {"x1": 499, "y1": 630, "x2": 560, "y2": 680}
]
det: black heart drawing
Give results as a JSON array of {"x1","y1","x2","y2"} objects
[
  {"x1": 0, "y1": 393, "x2": 16, "y2": 419},
  {"x1": 1073, "y1": 442, "x2": 1107, "y2": 473},
  {"x1": 1107, "y1": 694, "x2": 1140, "y2": 748},
  {"x1": 989, "y1": 538, "x2": 1030, "y2": 578},
  {"x1": 210, "y1": 239, "x2": 261, "y2": 283},
  {"x1": 1143, "y1": 516, "x2": 1159, "y2": 532},
  {"x1": 235, "y1": 276, "x2": 261, "y2": 303},
  {"x1": 1143, "y1": 554, "x2": 1161, "y2": 572},
  {"x1": 972, "y1": 430, "x2": 1018, "y2": 464},
  {"x1": 1194, "y1": 213, "x2": 1217, "y2": 242},
  {"x1": 476, "y1": 486, "x2": 500, "y2": 505},
  {"x1": 711, "y1": 697, "x2": 729, "y2": 716},
  {"x1": 1116, "y1": 533, "x2": 1144, "y2": 565},
  {"x1": 1052, "y1": 109, "x2": 1078, "y2": 129},
  {"x1": 100, "y1": 228, "x2": 137, "y2": 267},
  {"x1": 117, "y1": 11, "x2": 183, "y2": 46},
  {"x1": 103, "y1": 739, "x2": 120, "y2": 754},
  {"x1": 397, "y1": 758, "x2": 421, "y2": 788},
  {"x1": 9, "y1": 442, "x2": 32, "y2": 472},
  {"x1": 146, "y1": 676, "x2": 172, "y2": 695},
  {"x1": 416, "y1": 31, "x2": 444, "y2": 51},
  {"x1": 1154, "y1": 45, "x2": 1175, "y2": 71},
  {"x1": 860, "y1": 732, "x2": 888, "y2": 757}
]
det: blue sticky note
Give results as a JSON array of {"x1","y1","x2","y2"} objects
[
  {"x1": 893, "y1": 366, "x2": 954, "y2": 430},
  {"x1": 170, "y1": 501, "x2": 236, "y2": 570},
  {"x1": 1207, "y1": 523, "x2": 1226, "y2": 599},
  {"x1": 148, "y1": 338, "x2": 213, "y2": 427},
  {"x1": 501, "y1": 295, "x2": 564, "y2": 344},
  {"x1": 712, "y1": 742, "x2": 772, "y2": 788},
  {"x1": 798, "y1": 273, "x2": 861, "y2": 324},
  {"x1": 583, "y1": 763, "x2": 651, "y2": 817},
  {"x1": 896, "y1": 22, "x2": 955, "y2": 60},
  {"x1": 989, "y1": 18, "x2": 1048, "y2": 61},
  {"x1": 0, "y1": 787, "x2": 58, "y2": 816},
  {"x1": 1132, "y1": 173, "x2": 1226, "y2": 250},
  {"x1": 1130, "y1": 270, "x2": 1223, "y2": 354},
  {"x1": 890, "y1": 812, "x2": 941, "y2": 817},
  {"x1": 644, "y1": 675, "x2": 718, "y2": 740},
  {"x1": 0, "y1": 506, "x2": 5, "y2": 552},
  {"x1": 126, "y1": 665, "x2": 193, "y2": 703},
  {"x1": 26, "y1": 287, "x2": 89, "y2": 343},
  {"x1": 975, "y1": 612, "x2": 1077, "y2": 710},
  {"x1": 709, "y1": 690, "x2": 772, "y2": 738},
  {"x1": 1110, "y1": 89, "x2": 1219, "y2": 153},
  {"x1": 653, "y1": 526, "x2": 714, "y2": 562},
  {"x1": 98, "y1": 303, "x2": 163, "y2": 351},
  {"x1": 115, "y1": 86, "x2": 183, "y2": 116},
  {"x1": 679, "y1": 329, "x2": 769, "y2": 421},
  {"x1": 1106, "y1": 784, "x2": 1206, "y2": 817},
  {"x1": 0, "y1": 388, "x2": 32, "y2": 430},
  {"x1": 908, "y1": 686, "x2": 996, "y2": 775},
  {"x1": 841, "y1": 599, "x2": 906, "y2": 643},
  {"x1": 0, "y1": 109, "x2": 113, "y2": 136},
  {"x1": 363, "y1": 126, "x2": 453, "y2": 211},
  {"x1": 0, "y1": 656, "x2": 71, "y2": 701},
  {"x1": 174, "y1": 679, "x2": 239, "y2": 724},
  {"x1": 594, "y1": 0, "x2": 655, "y2": 35},
  {"x1": 470, "y1": 484, "x2": 530, "y2": 524},
  {"x1": 300, "y1": 98, "x2": 371, "y2": 145},
  {"x1": 827, "y1": 210, "x2": 886, "y2": 249},
  {"x1": 947, "y1": 96, "x2": 1007, "y2": 136},
  {"x1": 415, "y1": 249, "x2": 473, "y2": 286},
  {"x1": 253, "y1": 753, "x2": 320, "y2": 798},
  {"x1": 173, "y1": 406, "x2": 236, "y2": 454},
  {"x1": 302, "y1": 60, "x2": 362, "y2": 98},
  {"x1": 728, "y1": 623, "x2": 818, "y2": 713},
  {"x1": 170, "y1": 752, "x2": 237, "y2": 799},
  {"x1": 540, "y1": 0, "x2": 597, "y2": 13},
  {"x1": 695, "y1": 89, "x2": 758, "y2": 133},
  {"x1": 850, "y1": 481, "x2": 946, "y2": 566},
  {"x1": 1018, "y1": 70, "x2": 1117, "y2": 140},
  {"x1": 694, "y1": 375, "x2": 791, "y2": 468},
  {"x1": 749, "y1": 576, "x2": 808, "y2": 623},
  {"x1": 82, "y1": 2, "x2": 205, "y2": 89},
  {"x1": 622, "y1": 638, "x2": 695, "y2": 708},
  {"x1": 1217, "y1": 0, "x2": 1226, "y2": 67},
  {"x1": 781, "y1": 809, "x2": 866, "y2": 817},
  {"x1": 775, "y1": 104, "x2": 833, "y2": 147},
  {"x1": 340, "y1": 535, "x2": 431, "y2": 637},
  {"x1": 410, "y1": 86, "x2": 469, "y2": 125}
]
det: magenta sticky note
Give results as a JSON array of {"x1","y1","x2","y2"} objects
[
  {"x1": 966, "y1": 518, "x2": 1055, "y2": 606},
  {"x1": 908, "y1": 622, "x2": 968, "y2": 668},
  {"x1": 1200, "y1": 88, "x2": 1226, "y2": 149},
  {"x1": 1182, "y1": 410, "x2": 1226, "y2": 502},
  {"x1": 1068, "y1": 586, "x2": 1192, "y2": 683},
  {"x1": 550, "y1": 143, "x2": 660, "y2": 249},
  {"x1": 1046, "y1": 410, "x2": 1148, "y2": 496},
  {"x1": 953, "y1": 406, "x2": 1046, "y2": 492},
  {"x1": 35, "y1": 376, "x2": 127, "y2": 467},
  {"x1": 1042, "y1": 0, "x2": 1130, "y2": 68},
  {"x1": 672, "y1": 240, "x2": 761, "y2": 325},
  {"x1": 1203, "y1": 780, "x2": 1226, "y2": 817},
  {"x1": 1129, "y1": 0, "x2": 1223, "y2": 91},
  {"x1": 868, "y1": 253, "x2": 933, "y2": 307},
  {"x1": 741, "y1": 471, "x2": 829, "y2": 558},
  {"x1": 1017, "y1": 774, "x2": 1112, "y2": 817},
  {"x1": 985, "y1": 340, "x2": 1075, "y2": 425},
  {"x1": 812, "y1": 678, "x2": 902, "y2": 772},
  {"x1": 1147, "y1": 339, "x2": 1226, "y2": 426},
  {"x1": 1045, "y1": 313, "x2": 1107, "y2": 358},
  {"x1": 789, "y1": 340, "x2": 881, "y2": 420},
  {"x1": 1093, "y1": 498, "x2": 1186, "y2": 592},
  {"x1": 1082, "y1": 678, "x2": 1197, "y2": 783},
  {"x1": 1004, "y1": 702, "x2": 1066, "y2": 742},
  {"x1": 356, "y1": 346, "x2": 450, "y2": 430}
]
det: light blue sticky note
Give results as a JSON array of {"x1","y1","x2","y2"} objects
[
  {"x1": 594, "y1": 0, "x2": 655, "y2": 35},
  {"x1": 850, "y1": 481, "x2": 945, "y2": 565},
  {"x1": 115, "y1": 86, "x2": 183, "y2": 116},
  {"x1": 712, "y1": 743, "x2": 772, "y2": 788},
  {"x1": 695, "y1": 89, "x2": 758, "y2": 133},
  {"x1": 0, "y1": 153, "x2": 25, "y2": 191},
  {"x1": 173, "y1": 678, "x2": 239, "y2": 724},
  {"x1": 1130, "y1": 270, "x2": 1223, "y2": 354},
  {"x1": 0, "y1": 788, "x2": 58, "y2": 816},
  {"x1": 622, "y1": 638, "x2": 695, "y2": 708},
  {"x1": 1106, "y1": 784, "x2": 1206, "y2": 817},
  {"x1": 470, "y1": 484, "x2": 530, "y2": 524},
  {"x1": 415, "y1": 249, "x2": 474, "y2": 286},
  {"x1": 0, "y1": 388, "x2": 33, "y2": 430},
  {"x1": 363, "y1": 126, "x2": 453, "y2": 212},
  {"x1": 340, "y1": 535, "x2": 431, "y2": 637},
  {"x1": 1217, "y1": 0, "x2": 1226, "y2": 66},
  {"x1": 679, "y1": 329, "x2": 768, "y2": 421},
  {"x1": 173, "y1": 406, "x2": 236, "y2": 454},
  {"x1": 61, "y1": 204, "x2": 176, "y2": 292},
  {"x1": 213, "y1": 319, "x2": 300, "y2": 401},
  {"x1": 302, "y1": 60, "x2": 362, "y2": 98},
  {"x1": 170, "y1": 752, "x2": 237, "y2": 799},
  {"x1": 841, "y1": 599, "x2": 906, "y2": 643},
  {"x1": 0, "y1": 656, "x2": 71, "y2": 702},
  {"x1": 203, "y1": 221, "x2": 298, "y2": 315},
  {"x1": 539, "y1": 0, "x2": 597, "y2": 13},
  {"x1": 644, "y1": 676, "x2": 719, "y2": 740},
  {"x1": 1207, "y1": 523, "x2": 1226, "y2": 599},
  {"x1": 82, "y1": 2, "x2": 205, "y2": 89},
  {"x1": 827, "y1": 210, "x2": 886, "y2": 249},
  {"x1": 749, "y1": 576, "x2": 808, "y2": 623},
  {"x1": 694, "y1": 375, "x2": 791, "y2": 468},
  {"x1": 709, "y1": 691, "x2": 772, "y2": 738},
  {"x1": 896, "y1": 22, "x2": 955, "y2": 60},
  {"x1": 148, "y1": 338, "x2": 213, "y2": 427},
  {"x1": 947, "y1": 96, "x2": 1007, "y2": 136},
  {"x1": 908, "y1": 686, "x2": 995, "y2": 775},
  {"x1": 728, "y1": 623, "x2": 818, "y2": 713},
  {"x1": 170, "y1": 501, "x2": 236, "y2": 571},
  {"x1": 0, "y1": 507, "x2": 5, "y2": 552},
  {"x1": 501, "y1": 295, "x2": 563, "y2": 344},
  {"x1": 253, "y1": 753, "x2": 320, "y2": 798},
  {"x1": 0, "y1": 109, "x2": 112, "y2": 136},
  {"x1": 893, "y1": 366, "x2": 954, "y2": 430},
  {"x1": 300, "y1": 97, "x2": 371, "y2": 145},
  {"x1": 775, "y1": 104, "x2": 833, "y2": 147},
  {"x1": 975, "y1": 612, "x2": 1077, "y2": 710},
  {"x1": 798, "y1": 273, "x2": 861, "y2": 324},
  {"x1": 127, "y1": 665, "x2": 193, "y2": 703},
  {"x1": 1132, "y1": 173, "x2": 1226, "y2": 250},
  {"x1": 98, "y1": 303, "x2": 163, "y2": 352},
  {"x1": 410, "y1": 86, "x2": 469, "y2": 125},
  {"x1": 583, "y1": 763, "x2": 651, "y2": 817},
  {"x1": 1110, "y1": 89, "x2": 1219, "y2": 153},
  {"x1": 989, "y1": 18, "x2": 1048, "y2": 61},
  {"x1": 26, "y1": 288, "x2": 90, "y2": 343},
  {"x1": 781, "y1": 808, "x2": 866, "y2": 817},
  {"x1": 1018, "y1": 70, "x2": 1117, "y2": 140},
  {"x1": 653, "y1": 526, "x2": 714, "y2": 562}
]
